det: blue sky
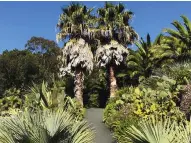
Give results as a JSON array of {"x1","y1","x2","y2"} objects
[{"x1": 0, "y1": 1, "x2": 191, "y2": 53}]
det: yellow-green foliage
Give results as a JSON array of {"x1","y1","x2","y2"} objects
[
  {"x1": 105, "y1": 86, "x2": 184, "y2": 121},
  {"x1": 120, "y1": 87, "x2": 182, "y2": 119},
  {"x1": 103, "y1": 83, "x2": 186, "y2": 143}
]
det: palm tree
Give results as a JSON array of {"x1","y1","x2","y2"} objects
[
  {"x1": 127, "y1": 34, "x2": 163, "y2": 82},
  {"x1": 164, "y1": 15, "x2": 191, "y2": 48},
  {"x1": 162, "y1": 15, "x2": 191, "y2": 61},
  {"x1": 152, "y1": 35, "x2": 190, "y2": 64},
  {"x1": 95, "y1": 2, "x2": 138, "y2": 98},
  {"x1": 0, "y1": 109, "x2": 95, "y2": 143},
  {"x1": 56, "y1": 3, "x2": 95, "y2": 106}
]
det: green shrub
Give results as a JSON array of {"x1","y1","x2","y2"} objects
[
  {"x1": 103, "y1": 84, "x2": 186, "y2": 142},
  {"x1": 103, "y1": 98, "x2": 139, "y2": 142},
  {"x1": 0, "y1": 95, "x2": 23, "y2": 116},
  {"x1": 87, "y1": 93, "x2": 100, "y2": 108},
  {"x1": 0, "y1": 80, "x2": 86, "y2": 121},
  {"x1": 0, "y1": 88, "x2": 23, "y2": 116}
]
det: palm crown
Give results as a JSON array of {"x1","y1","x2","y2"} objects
[
  {"x1": 127, "y1": 34, "x2": 162, "y2": 80},
  {"x1": 59, "y1": 38, "x2": 93, "y2": 77},
  {"x1": 56, "y1": 2, "x2": 95, "y2": 42},
  {"x1": 97, "y1": 2, "x2": 138, "y2": 45},
  {"x1": 164, "y1": 15, "x2": 191, "y2": 48},
  {"x1": 161, "y1": 15, "x2": 191, "y2": 62}
]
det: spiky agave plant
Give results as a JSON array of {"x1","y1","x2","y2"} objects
[
  {"x1": 25, "y1": 80, "x2": 86, "y2": 120},
  {"x1": 56, "y1": 3, "x2": 95, "y2": 106},
  {"x1": 95, "y1": 2, "x2": 138, "y2": 98},
  {"x1": 0, "y1": 109, "x2": 95, "y2": 143}
]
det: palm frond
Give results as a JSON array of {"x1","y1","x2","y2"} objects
[
  {"x1": 95, "y1": 40, "x2": 129, "y2": 67},
  {"x1": 59, "y1": 38, "x2": 93, "y2": 77}
]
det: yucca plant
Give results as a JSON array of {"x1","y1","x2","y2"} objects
[
  {"x1": 124, "y1": 115, "x2": 191, "y2": 143},
  {"x1": 178, "y1": 119, "x2": 191, "y2": 143},
  {"x1": 0, "y1": 109, "x2": 95, "y2": 143},
  {"x1": 25, "y1": 81, "x2": 73, "y2": 110},
  {"x1": 25, "y1": 81, "x2": 85, "y2": 120}
]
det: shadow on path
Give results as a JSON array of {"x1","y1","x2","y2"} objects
[{"x1": 85, "y1": 108, "x2": 115, "y2": 143}]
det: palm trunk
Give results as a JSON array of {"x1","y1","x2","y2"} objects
[
  {"x1": 108, "y1": 65, "x2": 118, "y2": 98},
  {"x1": 180, "y1": 84, "x2": 191, "y2": 120},
  {"x1": 74, "y1": 68, "x2": 84, "y2": 106}
]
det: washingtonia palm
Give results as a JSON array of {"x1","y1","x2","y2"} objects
[
  {"x1": 95, "y1": 2, "x2": 138, "y2": 97},
  {"x1": 56, "y1": 3, "x2": 95, "y2": 106}
]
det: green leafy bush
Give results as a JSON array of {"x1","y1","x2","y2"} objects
[
  {"x1": 103, "y1": 84, "x2": 185, "y2": 142},
  {"x1": 0, "y1": 95, "x2": 23, "y2": 116},
  {"x1": 0, "y1": 79, "x2": 86, "y2": 121},
  {"x1": 0, "y1": 88, "x2": 23, "y2": 116}
]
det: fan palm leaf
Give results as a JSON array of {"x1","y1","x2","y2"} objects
[
  {"x1": 125, "y1": 116, "x2": 179, "y2": 143},
  {"x1": 0, "y1": 109, "x2": 95, "y2": 143}
]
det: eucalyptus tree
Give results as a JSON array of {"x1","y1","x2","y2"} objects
[
  {"x1": 56, "y1": 3, "x2": 95, "y2": 106},
  {"x1": 95, "y1": 2, "x2": 138, "y2": 97}
]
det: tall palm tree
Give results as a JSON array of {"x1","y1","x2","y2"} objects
[
  {"x1": 95, "y1": 2, "x2": 138, "y2": 98},
  {"x1": 56, "y1": 3, "x2": 95, "y2": 106}
]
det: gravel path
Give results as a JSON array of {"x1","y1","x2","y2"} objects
[{"x1": 85, "y1": 108, "x2": 115, "y2": 143}]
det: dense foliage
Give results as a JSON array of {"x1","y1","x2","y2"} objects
[
  {"x1": 1, "y1": 2, "x2": 191, "y2": 143},
  {"x1": 0, "y1": 37, "x2": 60, "y2": 96}
]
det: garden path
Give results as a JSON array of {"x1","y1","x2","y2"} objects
[{"x1": 85, "y1": 108, "x2": 115, "y2": 143}]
